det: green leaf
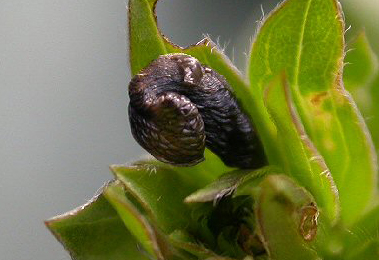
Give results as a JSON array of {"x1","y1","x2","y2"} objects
[
  {"x1": 344, "y1": 32, "x2": 379, "y2": 157},
  {"x1": 110, "y1": 162, "x2": 200, "y2": 234},
  {"x1": 176, "y1": 149, "x2": 234, "y2": 184},
  {"x1": 169, "y1": 230, "x2": 233, "y2": 260},
  {"x1": 103, "y1": 181, "x2": 167, "y2": 260},
  {"x1": 344, "y1": 31, "x2": 378, "y2": 92},
  {"x1": 264, "y1": 74, "x2": 339, "y2": 223},
  {"x1": 128, "y1": 0, "x2": 266, "y2": 164},
  {"x1": 327, "y1": 89, "x2": 378, "y2": 225},
  {"x1": 216, "y1": 226, "x2": 246, "y2": 259},
  {"x1": 185, "y1": 166, "x2": 276, "y2": 204},
  {"x1": 345, "y1": 241, "x2": 379, "y2": 260},
  {"x1": 184, "y1": 170, "x2": 249, "y2": 204},
  {"x1": 45, "y1": 184, "x2": 150, "y2": 260},
  {"x1": 255, "y1": 175, "x2": 321, "y2": 260},
  {"x1": 343, "y1": 204, "x2": 379, "y2": 257},
  {"x1": 248, "y1": 0, "x2": 377, "y2": 225},
  {"x1": 47, "y1": 158, "x2": 237, "y2": 260},
  {"x1": 109, "y1": 156, "x2": 232, "y2": 249},
  {"x1": 129, "y1": 0, "x2": 167, "y2": 75},
  {"x1": 369, "y1": 74, "x2": 379, "y2": 154}
]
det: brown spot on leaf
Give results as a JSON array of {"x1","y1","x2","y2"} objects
[{"x1": 310, "y1": 91, "x2": 328, "y2": 106}]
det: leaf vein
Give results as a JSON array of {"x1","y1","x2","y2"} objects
[{"x1": 293, "y1": 0, "x2": 313, "y2": 89}]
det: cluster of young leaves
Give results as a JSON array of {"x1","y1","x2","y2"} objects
[{"x1": 46, "y1": 0, "x2": 379, "y2": 259}]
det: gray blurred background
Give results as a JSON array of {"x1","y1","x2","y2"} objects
[{"x1": 0, "y1": 0, "x2": 377, "y2": 259}]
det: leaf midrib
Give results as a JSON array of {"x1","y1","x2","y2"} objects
[{"x1": 293, "y1": 0, "x2": 313, "y2": 90}]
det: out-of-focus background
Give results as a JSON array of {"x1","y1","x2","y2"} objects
[{"x1": 0, "y1": 0, "x2": 377, "y2": 259}]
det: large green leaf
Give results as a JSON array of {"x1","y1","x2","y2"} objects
[
  {"x1": 254, "y1": 175, "x2": 320, "y2": 260},
  {"x1": 264, "y1": 74, "x2": 339, "y2": 222},
  {"x1": 45, "y1": 184, "x2": 150, "y2": 260},
  {"x1": 248, "y1": 0, "x2": 377, "y2": 226}
]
